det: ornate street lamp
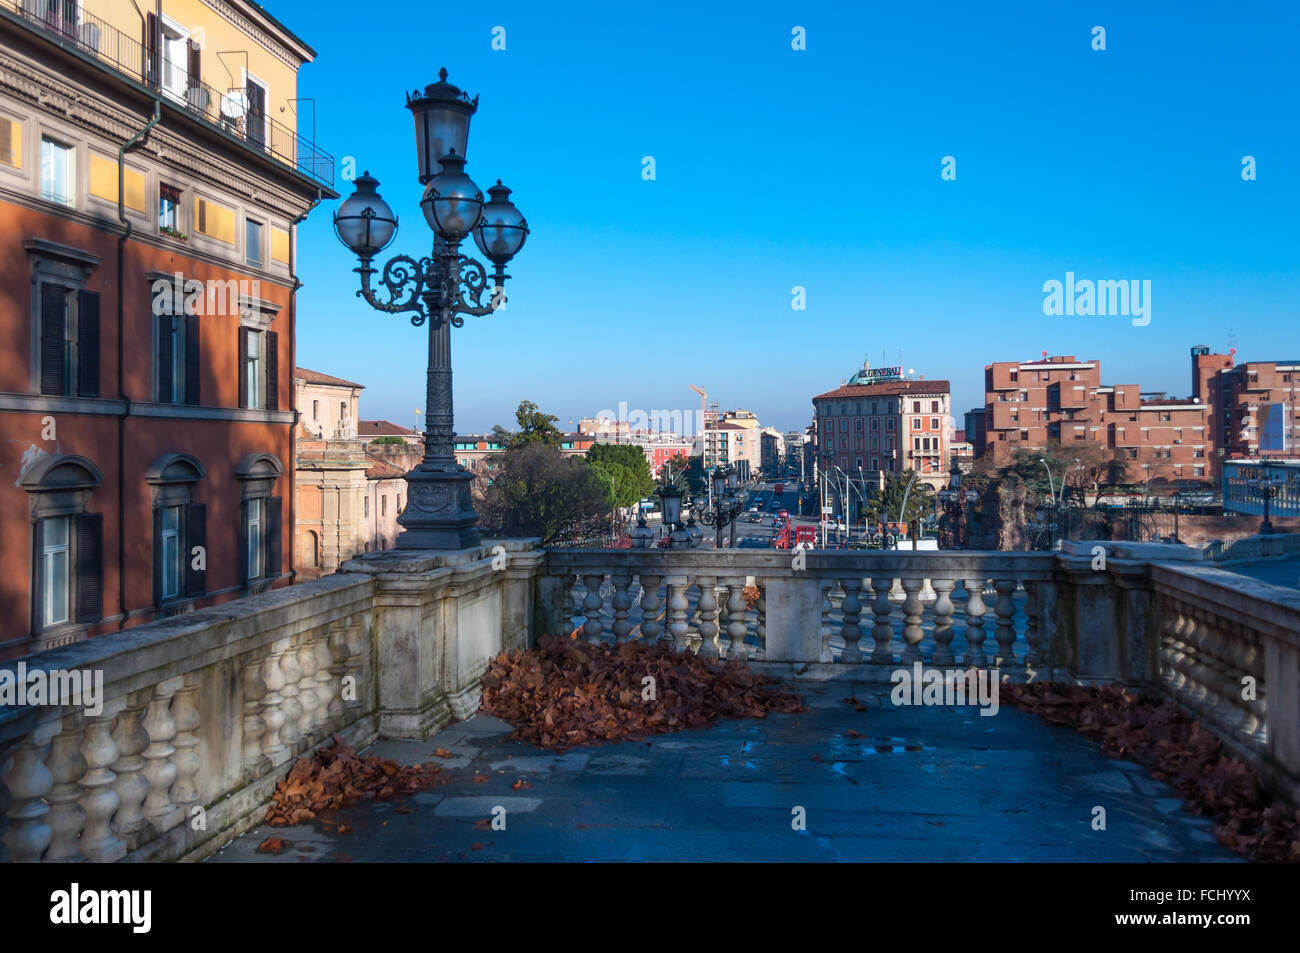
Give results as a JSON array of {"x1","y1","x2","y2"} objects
[
  {"x1": 629, "y1": 513, "x2": 655, "y2": 549},
  {"x1": 698, "y1": 465, "x2": 749, "y2": 547},
  {"x1": 335, "y1": 69, "x2": 528, "y2": 550},
  {"x1": 1248, "y1": 473, "x2": 1282, "y2": 535}
]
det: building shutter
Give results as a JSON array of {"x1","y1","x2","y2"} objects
[
  {"x1": 265, "y1": 330, "x2": 278, "y2": 410},
  {"x1": 237, "y1": 326, "x2": 250, "y2": 408},
  {"x1": 31, "y1": 519, "x2": 45, "y2": 633},
  {"x1": 266, "y1": 496, "x2": 282, "y2": 580},
  {"x1": 0, "y1": 117, "x2": 14, "y2": 166},
  {"x1": 185, "y1": 503, "x2": 206, "y2": 596},
  {"x1": 185, "y1": 313, "x2": 201, "y2": 404},
  {"x1": 187, "y1": 38, "x2": 201, "y2": 93},
  {"x1": 145, "y1": 12, "x2": 158, "y2": 86},
  {"x1": 238, "y1": 498, "x2": 249, "y2": 584},
  {"x1": 152, "y1": 507, "x2": 163, "y2": 607},
  {"x1": 157, "y1": 314, "x2": 174, "y2": 402},
  {"x1": 75, "y1": 512, "x2": 103, "y2": 624},
  {"x1": 40, "y1": 285, "x2": 66, "y2": 395},
  {"x1": 77, "y1": 290, "x2": 99, "y2": 397}
]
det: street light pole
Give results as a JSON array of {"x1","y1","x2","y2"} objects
[{"x1": 334, "y1": 69, "x2": 527, "y2": 550}]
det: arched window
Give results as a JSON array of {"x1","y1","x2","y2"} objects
[
  {"x1": 145, "y1": 453, "x2": 206, "y2": 608},
  {"x1": 20, "y1": 453, "x2": 104, "y2": 644},
  {"x1": 235, "y1": 452, "x2": 284, "y2": 590}
]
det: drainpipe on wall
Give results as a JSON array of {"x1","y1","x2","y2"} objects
[
  {"x1": 287, "y1": 190, "x2": 323, "y2": 584},
  {"x1": 116, "y1": 97, "x2": 161, "y2": 629}
]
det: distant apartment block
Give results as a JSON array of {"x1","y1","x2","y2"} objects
[
  {"x1": 1192, "y1": 346, "x2": 1300, "y2": 467},
  {"x1": 812, "y1": 364, "x2": 951, "y2": 491}
]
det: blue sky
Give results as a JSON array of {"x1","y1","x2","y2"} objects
[{"x1": 282, "y1": 0, "x2": 1299, "y2": 435}]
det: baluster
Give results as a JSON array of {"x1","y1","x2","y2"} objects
[
  {"x1": 45, "y1": 713, "x2": 87, "y2": 862},
  {"x1": 79, "y1": 698, "x2": 126, "y2": 862},
  {"x1": 755, "y1": 582, "x2": 767, "y2": 659},
  {"x1": 582, "y1": 574, "x2": 605, "y2": 643},
  {"x1": 611, "y1": 573, "x2": 633, "y2": 642},
  {"x1": 261, "y1": 642, "x2": 290, "y2": 767},
  {"x1": 931, "y1": 578, "x2": 957, "y2": 666},
  {"x1": 1022, "y1": 580, "x2": 1041, "y2": 668},
  {"x1": 279, "y1": 638, "x2": 303, "y2": 753},
  {"x1": 314, "y1": 631, "x2": 335, "y2": 729},
  {"x1": 963, "y1": 578, "x2": 988, "y2": 667},
  {"x1": 296, "y1": 636, "x2": 319, "y2": 741},
  {"x1": 111, "y1": 691, "x2": 151, "y2": 847},
  {"x1": 327, "y1": 622, "x2": 351, "y2": 725},
  {"x1": 344, "y1": 615, "x2": 367, "y2": 710},
  {"x1": 871, "y1": 577, "x2": 895, "y2": 663},
  {"x1": 725, "y1": 576, "x2": 748, "y2": 661},
  {"x1": 665, "y1": 576, "x2": 691, "y2": 651},
  {"x1": 993, "y1": 580, "x2": 1018, "y2": 667},
  {"x1": 839, "y1": 578, "x2": 863, "y2": 663},
  {"x1": 142, "y1": 679, "x2": 182, "y2": 834},
  {"x1": 169, "y1": 675, "x2": 200, "y2": 814},
  {"x1": 639, "y1": 574, "x2": 663, "y2": 643},
  {"x1": 696, "y1": 576, "x2": 720, "y2": 658},
  {"x1": 900, "y1": 578, "x2": 924, "y2": 663},
  {"x1": 1, "y1": 725, "x2": 56, "y2": 862},
  {"x1": 237, "y1": 652, "x2": 268, "y2": 781}
]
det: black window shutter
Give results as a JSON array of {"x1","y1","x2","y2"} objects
[
  {"x1": 185, "y1": 503, "x2": 206, "y2": 596},
  {"x1": 265, "y1": 330, "x2": 278, "y2": 411},
  {"x1": 266, "y1": 496, "x2": 282, "y2": 580},
  {"x1": 77, "y1": 290, "x2": 100, "y2": 397},
  {"x1": 145, "y1": 12, "x2": 158, "y2": 86},
  {"x1": 237, "y1": 326, "x2": 250, "y2": 408},
  {"x1": 238, "y1": 498, "x2": 249, "y2": 585},
  {"x1": 151, "y1": 507, "x2": 163, "y2": 607},
  {"x1": 40, "y1": 285, "x2": 66, "y2": 396},
  {"x1": 187, "y1": 38, "x2": 200, "y2": 92},
  {"x1": 157, "y1": 314, "x2": 174, "y2": 402},
  {"x1": 31, "y1": 519, "x2": 45, "y2": 633},
  {"x1": 74, "y1": 513, "x2": 103, "y2": 624},
  {"x1": 184, "y1": 314, "x2": 201, "y2": 405}
]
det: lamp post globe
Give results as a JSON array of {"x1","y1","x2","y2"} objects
[{"x1": 333, "y1": 172, "x2": 397, "y2": 259}]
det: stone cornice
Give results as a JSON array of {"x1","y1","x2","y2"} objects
[
  {"x1": 206, "y1": 0, "x2": 314, "y2": 69},
  {"x1": 0, "y1": 47, "x2": 320, "y2": 219}
]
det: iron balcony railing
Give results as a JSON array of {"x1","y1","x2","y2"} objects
[{"x1": 3, "y1": 0, "x2": 333, "y2": 189}]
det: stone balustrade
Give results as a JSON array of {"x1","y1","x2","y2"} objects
[
  {"x1": 4, "y1": 536, "x2": 1298, "y2": 863},
  {"x1": 0, "y1": 540, "x2": 540, "y2": 863},
  {"x1": 540, "y1": 550, "x2": 1064, "y2": 680}
]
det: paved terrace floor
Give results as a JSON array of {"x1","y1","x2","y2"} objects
[{"x1": 210, "y1": 683, "x2": 1239, "y2": 863}]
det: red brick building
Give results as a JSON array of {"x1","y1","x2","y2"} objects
[
  {"x1": 812, "y1": 367, "x2": 952, "y2": 491},
  {"x1": 974, "y1": 356, "x2": 1211, "y2": 486},
  {"x1": 0, "y1": 4, "x2": 333, "y2": 657},
  {"x1": 1192, "y1": 346, "x2": 1300, "y2": 469}
]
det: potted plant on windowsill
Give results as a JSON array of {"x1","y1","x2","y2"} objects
[{"x1": 159, "y1": 225, "x2": 188, "y2": 242}]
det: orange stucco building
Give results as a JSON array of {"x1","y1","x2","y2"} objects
[{"x1": 0, "y1": 2, "x2": 334, "y2": 657}]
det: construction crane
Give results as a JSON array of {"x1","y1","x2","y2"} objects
[{"x1": 689, "y1": 384, "x2": 706, "y2": 433}]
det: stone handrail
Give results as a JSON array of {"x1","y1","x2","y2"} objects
[
  {"x1": 0, "y1": 573, "x2": 376, "y2": 863},
  {"x1": 1149, "y1": 562, "x2": 1300, "y2": 795},
  {"x1": 540, "y1": 549, "x2": 1063, "y2": 676}
]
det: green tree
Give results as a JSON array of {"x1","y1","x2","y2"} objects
[
  {"x1": 477, "y1": 443, "x2": 614, "y2": 544},
  {"x1": 864, "y1": 469, "x2": 935, "y2": 525},
  {"x1": 492, "y1": 400, "x2": 565, "y2": 449},
  {"x1": 587, "y1": 443, "x2": 654, "y2": 509}
]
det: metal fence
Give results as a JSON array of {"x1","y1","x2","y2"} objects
[{"x1": 2, "y1": 0, "x2": 334, "y2": 187}]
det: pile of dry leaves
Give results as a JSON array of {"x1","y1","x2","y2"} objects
[
  {"x1": 265, "y1": 735, "x2": 443, "y2": 826},
  {"x1": 479, "y1": 634, "x2": 806, "y2": 750},
  {"x1": 1003, "y1": 683, "x2": 1300, "y2": 862}
]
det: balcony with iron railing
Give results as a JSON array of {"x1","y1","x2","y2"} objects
[{"x1": 1, "y1": 0, "x2": 333, "y2": 189}]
